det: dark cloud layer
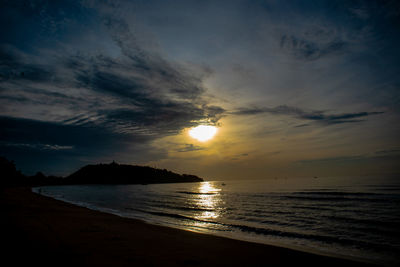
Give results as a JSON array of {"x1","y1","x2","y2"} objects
[
  {"x1": 0, "y1": 116, "x2": 127, "y2": 174},
  {"x1": 0, "y1": 45, "x2": 217, "y2": 130},
  {"x1": 0, "y1": 0, "x2": 226, "y2": 174}
]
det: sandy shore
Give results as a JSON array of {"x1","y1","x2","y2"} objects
[{"x1": 1, "y1": 187, "x2": 375, "y2": 266}]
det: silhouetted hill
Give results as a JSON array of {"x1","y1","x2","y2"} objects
[
  {"x1": 0, "y1": 157, "x2": 203, "y2": 187},
  {"x1": 65, "y1": 162, "x2": 203, "y2": 184}
]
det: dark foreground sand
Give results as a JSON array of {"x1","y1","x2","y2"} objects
[{"x1": 1, "y1": 187, "x2": 375, "y2": 267}]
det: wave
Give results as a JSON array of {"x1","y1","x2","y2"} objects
[
  {"x1": 130, "y1": 208, "x2": 397, "y2": 252},
  {"x1": 282, "y1": 195, "x2": 396, "y2": 203},
  {"x1": 321, "y1": 215, "x2": 400, "y2": 230},
  {"x1": 153, "y1": 204, "x2": 216, "y2": 213},
  {"x1": 126, "y1": 208, "x2": 222, "y2": 225},
  {"x1": 36, "y1": 182, "x2": 400, "y2": 265},
  {"x1": 176, "y1": 191, "x2": 218, "y2": 195},
  {"x1": 288, "y1": 205, "x2": 332, "y2": 211},
  {"x1": 295, "y1": 191, "x2": 382, "y2": 196},
  {"x1": 245, "y1": 191, "x2": 400, "y2": 204}
]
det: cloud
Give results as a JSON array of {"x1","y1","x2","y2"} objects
[
  {"x1": 177, "y1": 144, "x2": 205, "y2": 153},
  {"x1": 280, "y1": 34, "x2": 346, "y2": 60},
  {"x1": 294, "y1": 123, "x2": 310, "y2": 128},
  {"x1": 1, "y1": 142, "x2": 74, "y2": 151},
  {"x1": 0, "y1": 115, "x2": 167, "y2": 175},
  {"x1": 230, "y1": 153, "x2": 249, "y2": 161},
  {"x1": 0, "y1": 2, "x2": 226, "y2": 174},
  {"x1": 297, "y1": 148, "x2": 400, "y2": 165},
  {"x1": 232, "y1": 105, "x2": 383, "y2": 125},
  {"x1": 297, "y1": 155, "x2": 366, "y2": 164},
  {"x1": 0, "y1": 21, "x2": 224, "y2": 137},
  {"x1": 0, "y1": 45, "x2": 55, "y2": 83},
  {"x1": 0, "y1": 116, "x2": 143, "y2": 152},
  {"x1": 374, "y1": 149, "x2": 400, "y2": 155},
  {"x1": 1, "y1": 0, "x2": 399, "y2": 178}
]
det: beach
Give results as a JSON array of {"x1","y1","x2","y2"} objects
[{"x1": 1, "y1": 187, "x2": 375, "y2": 267}]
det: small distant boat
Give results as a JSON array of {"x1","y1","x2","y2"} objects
[
  {"x1": 314, "y1": 176, "x2": 318, "y2": 179},
  {"x1": 221, "y1": 183, "x2": 226, "y2": 186}
]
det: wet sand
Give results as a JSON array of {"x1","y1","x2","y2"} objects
[{"x1": 1, "y1": 187, "x2": 375, "y2": 266}]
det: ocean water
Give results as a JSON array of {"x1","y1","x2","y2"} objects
[{"x1": 34, "y1": 176, "x2": 400, "y2": 266}]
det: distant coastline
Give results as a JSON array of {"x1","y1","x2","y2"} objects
[{"x1": 0, "y1": 157, "x2": 203, "y2": 187}]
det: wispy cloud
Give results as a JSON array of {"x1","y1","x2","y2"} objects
[
  {"x1": 297, "y1": 148, "x2": 400, "y2": 164},
  {"x1": 230, "y1": 153, "x2": 249, "y2": 161},
  {"x1": 0, "y1": 18, "x2": 224, "y2": 137},
  {"x1": 280, "y1": 34, "x2": 346, "y2": 61},
  {"x1": 2, "y1": 142, "x2": 74, "y2": 151},
  {"x1": 232, "y1": 105, "x2": 383, "y2": 125},
  {"x1": 177, "y1": 144, "x2": 205, "y2": 153}
]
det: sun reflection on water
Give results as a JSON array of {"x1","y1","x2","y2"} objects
[{"x1": 194, "y1": 181, "x2": 222, "y2": 220}]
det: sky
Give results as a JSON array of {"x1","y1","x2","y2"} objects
[{"x1": 1, "y1": 0, "x2": 399, "y2": 179}]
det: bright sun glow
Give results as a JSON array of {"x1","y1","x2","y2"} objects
[{"x1": 189, "y1": 125, "x2": 218, "y2": 142}]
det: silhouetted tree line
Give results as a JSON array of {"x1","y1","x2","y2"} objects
[
  {"x1": 0, "y1": 157, "x2": 63, "y2": 187},
  {"x1": 0, "y1": 157, "x2": 203, "y2": 187}
]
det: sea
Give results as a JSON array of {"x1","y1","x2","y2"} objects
[{"x1": 33, "y1": 176, "x2": 400, "y2": 266}]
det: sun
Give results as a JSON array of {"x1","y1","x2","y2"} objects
[{"x1": 189, "y1": 125, "x2": 218, "y2": 142}]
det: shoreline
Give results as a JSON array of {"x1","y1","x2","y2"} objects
[
  {"x1": 33, "y1": 186, "x2": 373, "y2": 264},
  {"x1": 1, "y1": 186, "x2": 377, "y2": 266}
]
